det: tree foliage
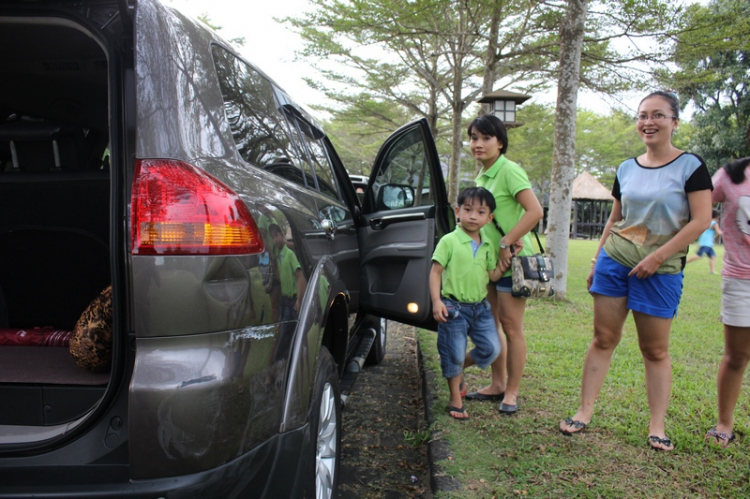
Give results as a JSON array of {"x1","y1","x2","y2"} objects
[
  {"x1": 284, "y1": 0, "x2": 555, "y2": 202},
  {"x1": 659, "y1": 0, "x2": 750, "y2": 169}
]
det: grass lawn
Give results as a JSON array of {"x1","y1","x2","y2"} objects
[{"x1": 418, "y1": 239, "x2": 750, "y2": 498}]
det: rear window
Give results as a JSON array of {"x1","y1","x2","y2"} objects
[{"x1": 211, "y1": 46, "x2": 307, "y2": 185}]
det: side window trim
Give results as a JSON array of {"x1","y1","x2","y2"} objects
[{"x1": 281, "y1": 104, "x2": 341, "y2": 201}]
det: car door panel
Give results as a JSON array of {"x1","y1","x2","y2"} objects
[{"x1": 359, "y1": 119, "x2": 452, "y2": 330}]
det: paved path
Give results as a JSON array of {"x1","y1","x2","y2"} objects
[{"x1": 338, "y1": 322, "x2": 431, "y2": 498}]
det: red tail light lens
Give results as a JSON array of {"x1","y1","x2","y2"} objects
[{"x1": 131, "y1": 159, "x2": 264, "y2": 255}]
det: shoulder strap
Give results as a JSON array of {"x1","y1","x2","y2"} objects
[{"x1": 492, "y1": 218, "x2": 545, "y2": 255}]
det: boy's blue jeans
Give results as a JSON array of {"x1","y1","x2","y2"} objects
[{"x1": 437, "y1": 297, "x2": 501, "y2": 379}]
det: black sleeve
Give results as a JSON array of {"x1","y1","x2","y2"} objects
[
  {"x1": 611, "y1": 175, "x2": 621, "y2": 200},
  {"x1": 685, "y1": 158, "x2": 713, "y2": 193}
]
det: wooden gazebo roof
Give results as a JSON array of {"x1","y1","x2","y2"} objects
[{"x1": 572, "y1": 171, "x2": 613, "y2": 201}]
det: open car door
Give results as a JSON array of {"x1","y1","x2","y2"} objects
[{"x1": 358, "y1": 118, "x2": 454, "y2": 330}]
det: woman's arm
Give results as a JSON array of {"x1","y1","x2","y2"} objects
[
  {"x1": 498, "y1": 189, "x2": 544, "y2": 267},
  {"x1": 629, "y1": 189, "x2": 712, "y2": 278}
]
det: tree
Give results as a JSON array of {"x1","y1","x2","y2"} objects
[
  {"x1": 508, "y1": 104, "x2": 642, "y2": 199},
  {"x1": 660, "y1": 0, "x2": 750, "y2": 170},
  {"x1": 546, "y1": 0, "x2": 587, "y2": 300},
  {"x1": 285, "y1": 0, "x2": 561, "y2": 202}
]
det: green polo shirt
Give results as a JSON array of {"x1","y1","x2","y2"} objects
[
  {"x1": 432, "y1": 227, "x2": 498, "y2": 303},
  {"x1": 275, "y1": 245, "x2": 301, "y2": 298},
  {"x1": 475, "y1": 154, "x2": 535, "y2": 276}
]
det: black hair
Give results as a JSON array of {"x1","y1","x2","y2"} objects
[
  {"x1": 457, "y1": 186, "x2": 496, "y2": 213},
  {"x1": 712, "y1": 209, "x2": 720, "y2": 219},
  {"x1": 268, "y1": 223, "x2": 283, "y2": 237},
  {"x1": 466, "y1": 114, "x2": 508, "y2": 155},
  {"x1": 722, "y1": 157, "x2": 750, "y2": 185},
  {"x1": 639, "y1": 90, "x2": 680, "y2": 119}
]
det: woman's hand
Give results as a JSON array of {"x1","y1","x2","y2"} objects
[
  {"x1": 628, "y1": 252, "x2": 663, "y2": 279},
  {"x1": 586, "y1": 266, "x2": 595, "y2": 290},
  {"x1": 499, "y1": 245, "x2": 513, "y2": 270}
]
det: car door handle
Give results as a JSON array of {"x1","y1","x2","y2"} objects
[
  {"x1": 321, "y1": 219, "x2": 335, "y2": 240},
  {"x1": 370, "y1": 212, "x2": 426, "y2": 230}
]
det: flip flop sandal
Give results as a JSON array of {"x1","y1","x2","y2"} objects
[
  {"x1": 447, "y1": 405, "x2": 470, "y2": 421},
  {"x1": 464, "y1": 391, "x2": 505, "y2": 402},
  {"x1": 560, "y1": 417, "x2": 587, "y2": 436},
  {"x1": 648, "y1": 435, "x2": 674, "y2": 452},
  {"x1": 705, "y1": 427, "x2": 736, "y2": 447}
]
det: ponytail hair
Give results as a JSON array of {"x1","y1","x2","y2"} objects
[{"x1": 723, "y1": 157, "x2": 750, "y2": 185}]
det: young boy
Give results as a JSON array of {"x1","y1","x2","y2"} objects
[
  {"x1": 429, "y1": 187, "x2": 505, "y2": 420},
  {"x1": 268, "y1": 223, "x2": 307, "y2": 320},
  {"x1": 687, "y1": 209, "x2": 723, "y2": 274}
]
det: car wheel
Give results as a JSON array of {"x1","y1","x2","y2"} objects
[
  {"x1": 365, "y1": 316, "x2": 387, "y2": 365},
  {"x1": 307, "y1": 347, "x2": 341, "y2": 499}
]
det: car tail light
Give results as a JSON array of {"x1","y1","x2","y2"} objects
[{"x1": 131, "y1": 159, "x2": 264, "y2": 255}]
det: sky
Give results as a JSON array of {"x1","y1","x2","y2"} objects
[{"x1": 166, "y1": 0, "x2": 679, "y2": 121}]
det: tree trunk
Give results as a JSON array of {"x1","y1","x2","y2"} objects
[
  {"x1": 547, "y1": 0, "x2": 587, "y2": 300},
  {"x1": 479, "y1": 0, "x2": 503, "y2": 117},
  {"x1": 448, "y1": 100, "x2": 465, "y2": 205},
  {"x1": 447, "y1": 6, "x2": 468, "y2": 205}
]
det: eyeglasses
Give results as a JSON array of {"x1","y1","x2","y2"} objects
[{"x1": 635, "y1": 113, "x2": 677, "y2": 122}]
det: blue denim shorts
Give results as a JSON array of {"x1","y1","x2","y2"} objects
[
  {"x1": 696, "y1": 246, "x2": 716, "y2": 258},
  {"x1": 437, "y1": 297, "x2": 501, "y2": 379},
  {"x1": 494, "y1": 276, "x2": 513, "y2": 293},
  {"x1": 590, "y1": 249, "x2": 683, "y2": 319}
]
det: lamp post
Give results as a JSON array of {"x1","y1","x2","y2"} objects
[{"x1": 477, "y1": 89, "x2": 531, "y2": 128}]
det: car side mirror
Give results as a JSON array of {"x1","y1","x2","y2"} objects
[{"x1": 377, "y1": 184, "x2": 415, "y2": 210}]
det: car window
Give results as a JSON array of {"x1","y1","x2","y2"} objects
[
  {"x1": 211, "y1": 46, "x2": 308, "y2": 188},
  {"x1": 284, "y1": 108, "x2": 340, "y2": 201},
  {"x1": 372, "y1": 127, "x2": 433, "y2": 209}
]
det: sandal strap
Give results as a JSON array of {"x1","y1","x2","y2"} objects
[
  {"x1": 564, "y1": 418, "x2": 586, "y2": 429},
  {"x1": 707, "y1": 427, "x2": 736, "y2": 442},
  {"x1": 649, "y1": 435, "x2": 673, "y2": 448}
]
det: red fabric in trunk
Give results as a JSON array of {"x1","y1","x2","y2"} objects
[{"x1": 0, "y1": 327, "x2": 72, "y2": 346}]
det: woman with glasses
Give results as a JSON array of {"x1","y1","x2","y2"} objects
[{"x1": 559, "y1": 90, "x2": 713, "y2": 451}]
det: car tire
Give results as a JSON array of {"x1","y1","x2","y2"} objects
[
  {"x1": 365, "y1": 316, "x2": 387, "y2": 365},
  {"x1": 306, "y1": 347, "x2": 341, "y2": 499}
]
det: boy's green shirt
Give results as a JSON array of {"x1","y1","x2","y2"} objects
[
  {"x1": 275, "y1": 245, "x2": 301, "y2": 298},
  {"x1": 432, "y1": 226, "x2": 498, "y2": 303}
]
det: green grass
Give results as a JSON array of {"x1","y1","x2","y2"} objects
[{"x1": 418, "y1": 239, "x2": 750, "y2": 498}]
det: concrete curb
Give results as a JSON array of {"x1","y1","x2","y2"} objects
[{"x1": 416, "y1": 337, "x2": 461, "y2": 494}]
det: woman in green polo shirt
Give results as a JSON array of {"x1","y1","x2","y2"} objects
[{"x1": 463, "y1": 114, "x2": 544, "y2": 415}]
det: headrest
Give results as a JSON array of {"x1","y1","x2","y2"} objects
[{"x1": 0, "y1": 121, "x2": 88, "y2": 172}]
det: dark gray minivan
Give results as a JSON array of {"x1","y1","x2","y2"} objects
[{"x1": 0, "y1": 0, "x2": 453, "y2": 497}]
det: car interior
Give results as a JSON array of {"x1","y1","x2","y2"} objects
[{"x1": 0, "y1": 19, "x2": 112, "y2": 426}]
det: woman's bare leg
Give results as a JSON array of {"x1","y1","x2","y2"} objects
[
  {"x1": 471, "y1": 285, "x2": 506, "y2": 396},
  {"x1": 560, "y1": 294, "x2": 628, "y2": 432},
  {"x1": 633, "y1": 311, "x2": 673, "y2": 449},
  {"x1": 496, "y1": 291, "x2": 527, "y2": 406},
  {"x1": 714, "y1": 325, "x2": 750, "y2": 437}
]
